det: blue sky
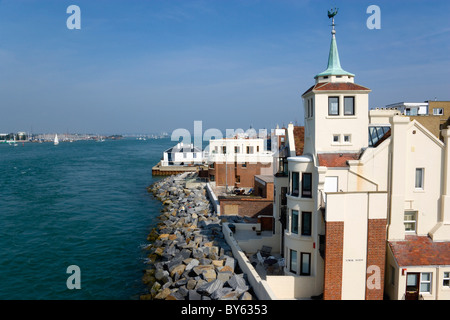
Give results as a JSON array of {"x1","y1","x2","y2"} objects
[{"x1": 0, "y1": 0, "x2": 449, "y2": 134}]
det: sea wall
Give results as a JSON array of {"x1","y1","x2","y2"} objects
[{"x1": 140, "y1": 173, "x2": 254, "y2": 300}]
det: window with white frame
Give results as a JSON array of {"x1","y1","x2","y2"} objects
[
  {"x1": 443, "y1": 272, "x2": 450, "y2": 288},
  {"x1": 344, "y1": 135, "x2": 351, "y2": 143},
  {"x1": 415, "y1": 168, "x2": 424, "y2": 189},
  {"x1": 404, "y1": 211, "x2": 417, "y2": 233},
  {"x1": 290, "y1": 249, "x2": 298, "y2": 274},
  {"x1": 300, "y1": 253, "x2": 311, "y2": 276},
  {"x1": 333, "y1": 135, "x2": 340, "y2": 143},
  {"x1": 420, "y1": 273, "x2": 432, "y2": 293},
  {"x1": 291, "y1": 210, "x2": 299, "y2": 234},
  {"x1": 291, "y1": 172, "x2": 300, "y2": 197},
  {"x1": 433, "y1": 108, "x2": 444, "y2": 115}
]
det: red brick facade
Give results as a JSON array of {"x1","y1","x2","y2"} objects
[
  {"x1": 365, "y1": 219, "x2": 387, "y2": 300},
  {"x1": 323, "y1": 221, "x2": 344, "y2": 300},
  {"x1": 209, "y1": 162, "x2": 272, "y2": 188}
]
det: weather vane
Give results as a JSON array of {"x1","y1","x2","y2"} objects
[{"x1": 328, "y1": 7, "x2": 339, "y2": 33}]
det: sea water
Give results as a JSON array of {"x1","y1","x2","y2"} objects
[{"x1": 0, "y1": 138, "x2": 174, "y2": 299}]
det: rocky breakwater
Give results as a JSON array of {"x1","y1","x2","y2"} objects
[{"x1": 140, "y1": 174, "x2": 253, "y2": 301}]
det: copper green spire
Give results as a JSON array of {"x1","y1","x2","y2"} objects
[{"x1": 315, "y1": 8, "x2": 354, "y2": 78}]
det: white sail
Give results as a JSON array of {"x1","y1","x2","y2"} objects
[{"x1": 54, "y1": 134, "x2": 59, "y2": 145}]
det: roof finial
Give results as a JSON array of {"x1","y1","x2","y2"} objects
[{"x1": 328, "y1": 7, "x2": 338, "y2": 35}]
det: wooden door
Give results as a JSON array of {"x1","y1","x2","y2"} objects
[{"x1": 405, "y1": 273, "x2": 419, "y2": 300}]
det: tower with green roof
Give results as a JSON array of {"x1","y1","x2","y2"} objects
[{"x1": 301, "y1": 8, "x2": 371, "y2": 155}]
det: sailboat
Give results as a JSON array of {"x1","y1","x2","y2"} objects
[{"x1": 54, "y1": 134, "x2": 59, "y2": 146}]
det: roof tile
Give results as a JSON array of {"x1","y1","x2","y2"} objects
[{"x1": 389, "y1": 236, "x2": 450, "y2": 267}]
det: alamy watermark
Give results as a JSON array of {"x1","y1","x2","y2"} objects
[
  {"x1": 367, "y1": 5, "x2": 381, "y2": 30},
  {"x1": 66, "y1": 5, "x2": 380, "y2": 31},
  {"x1": 67, "y1": 5, "x2": 81, "y2": 30},
  {"x1": 168, "y1": 121, "x2": 274, "y2": 166},
  {"x1": 66, "y1": 265, "x2": 81, "y2": 290}
]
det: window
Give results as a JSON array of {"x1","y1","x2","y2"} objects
[
  {"x1": 236, "y1": 175, "x2": 240, "y2": 183},
  {"x1": 344, "y1": 135, "x2": 351, "y2": 143},
  {"x1": 193, "y1": 153, "x2": 197, "y2": 158},
  {"x1": 306, "y1": 100, "x2": 309, "y2": 118},
  {"x1": 257, "y1": 146, "x2": 260, "y2": 152},
  {"x1": 246, "y1": 146, "x2": 254, "y2": 154},
  {"x1": 420, "y1": 273, "x2": 432, "y2": 293},
  {"x1": 404, "y1": 211, "x2": 417, "y2": 233},
  {"x1": 280, "y1": 187, "x2": 287, "y2": 206},
  {"x1": 290, "y1": 250, "x2": 298, "y2": 274},
  {"x1": 344, "y1": 97, "x2": 355, "y2": 115},
  {"x1": 222, "y1": 146, "x2": 227, "y2": 154},
  {"x1": 234, "y1": 146, "x2": 240, "y2": 153},
  {"x1": 306, "y1": 98, "x2": 314, "y2": 118},
  {"x1": 415, "y1": 168, "x2": 424, "y2": 189},
  {"x1": 301, "y1": 212, "x2": 312, "y2": 236},
  {"x1": 302, "y1": 173, "x2": 312, "y2": 198},
  {"x1": 300, "y1": 253, "x2": 311, "y2": 275},
  {"x1": 242, "y1": 162, "x2": 247, "y2": 168},
  {"x1": 328, "y1": 97, "x2": 339, "y2": 115},
  {"x1": 210, "y1": 175, "x2": 215, "y2": 182},
  {"x1": 333, "y1": 135, "x2": 340, "y2": 143},
  {"x1": 292, "y1": 172, "x2": 300, "y2": 197},
  {"x1": 433, "y1": 108, "x2": 444, "y2": 115},
  {"x1": 443, "y1": 272, "x2": 450, "y2": 287},
  {"x1": 291, "y1": 210, "x2": 299, "y2": 234}
]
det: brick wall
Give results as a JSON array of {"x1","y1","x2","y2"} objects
[
  {"x1": 323, "y1": 221, "x2": 344, "y2": 300},
  {"x1": 365, "y1": 218, "x2": 387, "y2": 300},
  {"x1": 209, "y1": 162, "x2": 272, "y2": 188}
]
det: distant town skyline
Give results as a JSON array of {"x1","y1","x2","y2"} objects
[{"x1": 0, "y1": 0, "x2": 449, "y2": 134}]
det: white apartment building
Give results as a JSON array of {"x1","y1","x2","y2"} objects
[
  {"x1": 273, "y1": 14, "x2": 450, "y2": 300},
  {"x1": 206, "y1": 137, "x2": 273, "y2": 165}
]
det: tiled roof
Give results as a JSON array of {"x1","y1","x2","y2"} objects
[
  {"x1": 389, "y1": 236, "x2": 450, "y2": 267},
  {"x1": 293, "y1": 126, "x2": 305, "y2": 156},
  {"x1": 302, "y1": 82, "x2": 371, "y2": 96},
  {"x1": 317, "y1": 153, "x2": 360, "y2": 167}
]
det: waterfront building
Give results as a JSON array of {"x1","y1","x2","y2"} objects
[
  {"x1": 268, "y1": 13, "x2": 450, "y2": 300},
  {"x1": 206, "y1": 137, "x2": 273, "y2": 190},
  {"x1": 161, "y1": 142, "x2": 203, "y2": 166}
]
